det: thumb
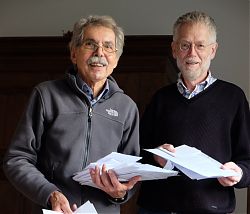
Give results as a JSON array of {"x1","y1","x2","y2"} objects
[
  {"x1": 126, "y1": 175, "x2": 141, "y2": 190},
  {"x1": 72, "y1": 203, "x2": 78, "y2": 211}
]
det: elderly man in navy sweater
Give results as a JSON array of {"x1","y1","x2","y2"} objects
[{"x1": 138, "y1": 11, "x2": 250, "y2": 214}]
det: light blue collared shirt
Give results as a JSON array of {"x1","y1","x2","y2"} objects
[
  {"x1": 76, "y1": 73, "x2": 109, "y2": 106},
  {"x1": 177, "y1": 71, "x2": 217, "y2": 99}
]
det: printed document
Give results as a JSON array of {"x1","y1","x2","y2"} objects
[
  {"x1": 145, "y1": 145, "x2": 240, "y2": 180},
  {"x1": 42, "y1": 200, "x2": 97, "y2": 214},
  {"x1": 73, "y1": 152, "x2": 178, "y2": 188}
]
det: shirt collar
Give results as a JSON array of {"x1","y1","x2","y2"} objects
[
  {"x1": 76, "y1": 72, "x2": 109, "y2": 105},
  {"x1": 177, "y1": 71, "x2": 217, "y2": 99}
]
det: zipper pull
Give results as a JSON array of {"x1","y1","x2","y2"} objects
[{"x1": 88, "y1": 107, "x2": 93, "y2": 118}]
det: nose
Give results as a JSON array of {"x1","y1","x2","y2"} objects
[
  {"x1": 94, "y1": 45, "x2": 104, "y2": 57},
  {"x1": 187, "y1": 44, "x2": 197, "y2": 55}
]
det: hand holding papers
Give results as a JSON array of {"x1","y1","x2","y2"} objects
[
  {"x1": 145, "y1": 145, "x2": 240, "y2": 180},
  {"x1": 73, "y1": 152, "x2": 178, "y2": 188},
  {"x1": 42, "y1": 201, "x2": 97, "y2": 214}
]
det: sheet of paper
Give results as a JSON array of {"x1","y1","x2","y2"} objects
[
  {"x1": 74, "y1": 201, "x2": 97, "y2": 213},
  {"x1": 42, "y1": 210, "x2": 60, "y2": 214},
  {"x1": 42, "y1": 200, "x2": 97, "y2": 214},
  {"x1": 145, "y1": 145, "x2": 240, "y2": 180},
  {"x1": 73, "y1": 152, "x2": 178, "y2": 188}
]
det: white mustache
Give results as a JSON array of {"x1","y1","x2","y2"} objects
[
  {"x1": 87, "y1": 57, "x2": 108, "y2": 66},
  {"x1": 185, "y1": 58, "x2": 198, "y2": 63}
]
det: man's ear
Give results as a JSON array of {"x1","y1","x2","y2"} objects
[
  {"x1": 70, "y1": 47, "x2": 77, "y2": 64},
  {"x1": 171, "y1": 41, "x2": 177, "y2": 59},
  {"x1": 210, "y1": 42, "x2": 218, "y2": 60},
  {"x1": 113, "y1": 58, "x2": 118, "y2": 69}
]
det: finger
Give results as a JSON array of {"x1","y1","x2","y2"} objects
[
  {"x1": 89, "y1": 168, "x2": 96, "y2": 182},
  {"x1": 218, "y1": 177, "x2": 237, "y2": 187},
  {"x1": 221, "y1": 162, "x2": 234, "y2": 170},
  {"x1": 50, "y1": 192, "x2": 64, "y2": 211},
  {"x1": 52, "y1": 204, "x2": 62, "y2": 212},
  {"x1": 227, "y1": 176, "x2": 238, "y2": 182},
  {"x1": 100, "y1": 165, "x2": 112, "y2": 187},
  {"x1": 218, "y1": 177, "x2": 231, "y2": 186},
  {"x1": 220, "y1": 162, "x2": 242, "y2": 181},
  {"x1": 72, "y1": 204, "x2": 78, "y2": 211},
  {"x1": 90, "y1": 166, "x2": 103, "y2": 189},
  {"x1": 218, "y1": 178, "x2": 227, "y2": 186},
  {"x1": 101, "y1": 164, "x2": 109, "y2": 184},
  {"x1": 50, "y1": 191, "x2": 74, "y2": 214},
  {"x1": 108, "y1": 170, "x2": 140, "y2": 191},
  {"x1": 92, "y1": 166, "x2": 103, "y2": 187},
  {"x1": 228, "y1": 176, "x2": 241, "y2": 184},
  {"x1": 125, "y1": 176, "x2": 141, "y2": 190},
  {"x1": 107, "y1": 170, "x2": 120, "y2": 187},
  {"x1": 161, "y1": 144, "x2": 176, "y2": 152},
  {"x1": 107, "y1": 170, "x2": 128, "y2": 195},
  {"x1": 61, "y1": 204, "x2": 73, "y2": 214}
]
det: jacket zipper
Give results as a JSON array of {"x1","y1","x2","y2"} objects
[{"x1": 83, "y1": 106, "x2": 92, "y2": 168}]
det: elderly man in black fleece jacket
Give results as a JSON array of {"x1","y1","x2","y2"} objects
[{"x1": 3, "y1": 15, "x2": 141, "y2": 214}]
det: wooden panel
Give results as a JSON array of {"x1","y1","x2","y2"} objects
[
  {"x1": 113, "y1": 70, "x2": 176, "y2": 114},
  {"x1": 0, "y1": 180, "x2": 32, "y2": 213},
  {"x1": 0, "y1": 35, "x2": 178, "y2": 214}
]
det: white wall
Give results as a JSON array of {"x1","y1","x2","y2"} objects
[
  {"x1": 0, "y1": 0, "x2": 249, "y2": 213},
  {"x1": 0, "y1": 0, "x2": 249, "y2": 100}
]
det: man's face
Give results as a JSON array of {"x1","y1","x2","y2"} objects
[
  {"x1": 172, "y1": 23, "x2": 218, "y2": 82},
  {"x1": 71, "y1": 26, "x2": 118, "y2": 87}
]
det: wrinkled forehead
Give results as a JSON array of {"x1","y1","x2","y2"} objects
[
  {"x1": 175, "y1": 22, "x2": 215, "y2": 42},
  {"x1": 174, "y1": 22, "x2": 216, "y2": 42},
  {"x1": 83, "y1": 26, "x2": 116, "y2": 43}
]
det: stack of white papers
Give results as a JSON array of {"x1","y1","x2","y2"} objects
[
  {"x1": 73, "y1": 152, "x2": 178, "y2": 188},
  {"x1": 42, "y1": 200, "x2": 97, "y2": 214},
  {"x1": 145, "y1": 145, "x2": 240, "y2": 180}
]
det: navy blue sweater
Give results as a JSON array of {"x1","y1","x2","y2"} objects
[{"x1": 138, "y1": 80, "x2": 250, "y2": 213}]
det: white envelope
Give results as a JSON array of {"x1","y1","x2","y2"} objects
[{"x1": 42, "y1": 200, "x2": 97, "y2": 214}]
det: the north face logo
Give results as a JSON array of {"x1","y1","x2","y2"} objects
[{"x1": 106, "y1": 108, "x2": 118, "y2": 117}]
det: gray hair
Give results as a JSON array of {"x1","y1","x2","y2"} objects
[
  {"x1": 69, "y1": 15, "x2": 124, "y2": 58},
  {"x1": 173, "y1": 11, "x2": 217, "y2": 43}
]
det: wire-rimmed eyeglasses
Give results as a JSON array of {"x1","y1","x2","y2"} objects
[
  {"x1": 82, "y1": 39, "x2": 118, "y2": 54},
  {"x1": 178, "y1": 41, "x2": 215, "y2": 52}
]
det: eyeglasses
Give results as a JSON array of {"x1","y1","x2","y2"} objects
[
  {"x1": 178, "y1": 41, "x2": 215, "y2": 52},
  {"x1": 82, "y1": 39, "x2": 118, "y2": 54}
]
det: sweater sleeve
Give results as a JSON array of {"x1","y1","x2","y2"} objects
[
  {"x1": 232, "y1": 91, "x2": 250, "y2": 188},
  {"x1": 3, "y1": 87, "x2": 59, "y2": 207}
]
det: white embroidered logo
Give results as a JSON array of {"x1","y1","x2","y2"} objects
[{"x1": 106, "y1": 108, "x2": 118, "y2": 117}]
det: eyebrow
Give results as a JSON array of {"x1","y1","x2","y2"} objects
[
  {"x1": 84, "y1": 38, "x2": 114, "y2": 45},
  {"x1": 83, "y1": 38, "x2": 95, "y2": 42},
  {"x1": 180, "y1": 40, "x2": 207, "y2": 43}
]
